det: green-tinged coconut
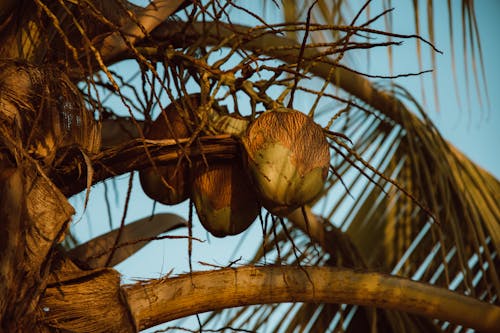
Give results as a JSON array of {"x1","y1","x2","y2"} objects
[
  {"x1": 139, "y1": 95, "x2": 199, "y2": 205},
  {"x1": 192, "y1": 160, "x2": 260, "y2": 237},
  {"x1": 242, "y1": 108, "x2": 330, "y2": 216}
]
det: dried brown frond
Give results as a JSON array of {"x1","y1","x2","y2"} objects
[
  {"x1": 40, "y1": 260, "x2": 135, "y2": 332},
  {"x1": 0, "y1": 59, "x2": 100, "y2": 167}
]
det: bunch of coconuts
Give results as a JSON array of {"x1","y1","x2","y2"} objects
[{"x1": 140, "y1": 95, "x2": 330, "y2": 238}]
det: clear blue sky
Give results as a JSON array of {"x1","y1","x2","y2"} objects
[{"x1": 68, "y1": 1, "x2": 499, "y2": 331}]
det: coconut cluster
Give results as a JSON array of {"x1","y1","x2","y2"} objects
[
  {"x1": 139, "y1": 94, "x2": 260, "y2": 238},
  {"x1": 140, "y1": 96, "x2": 330, "y2": 237}
]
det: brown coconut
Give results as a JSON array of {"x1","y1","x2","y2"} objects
[
  {"x1": 139, "y1": 95, "x2": 199, "y2": 205},
  {"x1": 242, "y1": 108, "x2": 330, "y2": 216},
  {"x1": 192, "y1": 159, "x2": 260, "y2": 237}
]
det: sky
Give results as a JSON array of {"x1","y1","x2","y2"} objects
[
  {"x1": 378, "y1": 1, "x2": 500, "y2": 179},
  {"x1": 68, "y1": 1, "x2": 499, "y2": 331}
]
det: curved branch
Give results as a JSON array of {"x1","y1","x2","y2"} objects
[
  {"x1": 54, "y1": 135, "x2": 238, "y2": 196},
  {"x1": 124, "y1": 265, "x2": 500, "y2": 332},
  {"x1": 99, "y1": 0, "x2": 187, "y2": 61}
]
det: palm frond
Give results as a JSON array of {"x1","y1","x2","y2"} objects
[
  {"x1": 67, "y1": 213, "x2": 186, "y2": 269},
  {"x1": 201, "y1": 83, "x2": 499, "y2": 331}
]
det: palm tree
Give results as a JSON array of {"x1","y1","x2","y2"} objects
[{"x1": 0, "y1": 0, "x2": 498, "y2": 332}]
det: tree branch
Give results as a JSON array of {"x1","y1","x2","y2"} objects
[
  {"x1": 54, "y1": 135, "x2": 238, "y2": 196},
  {"x1": 149, "y1": 21, "x2": 409, "y2": 123},
  {"x1": 99, "y1": 0, "x2": 187, "y2": 61},
  {"x1": 124, "y1": 265, "x2": 500, "y2": 332}
]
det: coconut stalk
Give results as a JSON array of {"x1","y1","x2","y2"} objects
[{"x1": 242, "y1": 108, "x2": 330, "y2": 216}]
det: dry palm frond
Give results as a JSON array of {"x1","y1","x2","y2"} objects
[
  {"x1": 299, "y1": 88, "x2": 498, "y2": 330},
  {"x1": 67, "y1": 213, "x2": 186, "y2": 269},
  {"x1": 0, "y1": 60, "x2": 100, "y2": 167}
]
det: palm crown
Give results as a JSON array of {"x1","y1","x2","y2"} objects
[{"x1": 0, "y1": 1, "x2": 498, "y2": 332}]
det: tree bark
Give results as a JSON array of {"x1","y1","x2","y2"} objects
[
  {"x1": 123, "y1": 265, "x2": 500, "y2": 332},
  {"x1": 39, "y1": 257, "x2": 135, "y2": 333},
  {"x1": 0, "y1": 163, "x2": 74, "y2": 332}
]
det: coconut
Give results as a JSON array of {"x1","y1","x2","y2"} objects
[
  {"x1": 242, "y1": 108, "x2": 330, "y2": 216},
  {"x1": 139, "y1": 95, "x2": 199, "y2": 205},
  {"x1": 192, "y1": 159, "x2": 260, "y2": 237}
]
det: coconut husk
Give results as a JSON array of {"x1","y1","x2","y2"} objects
[
  {"x1": 139, "y1": 94, "x2": 199, "y2": 205},
  {"x1": 0, "y1": 60, "x2": 101, "y2": 166},
  {"x1": 242, "y1": 108, "x2": 330, "y2": 216},
  {"x1": 39, "y1": 255, "x2": 135, "y2": 333},
  {"x1": 192, "y1": 159, "x2": 260, "y2": 237}
]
